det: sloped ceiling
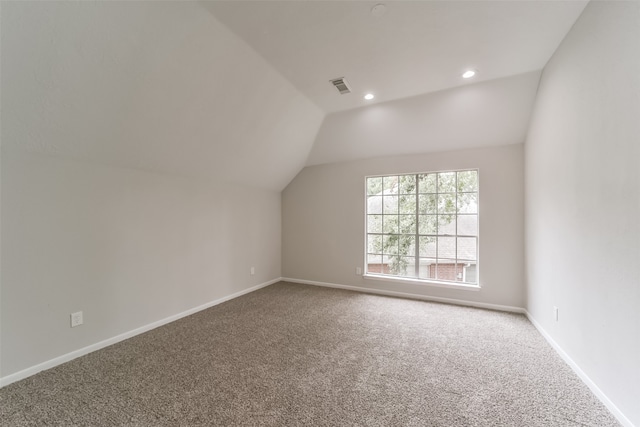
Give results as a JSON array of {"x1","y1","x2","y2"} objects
[
  {"x1": 307, "y1": 71, "x2": 541, "y2": 166},
  {"x1": 3, "y1": 1, "x2": 588, "y2": 188},
  {"x1": 206, "y1": 0, "x2": 587, "y2": 167},
  {"x1": 2, "y1": 1, "x2": 323, "y2": 191},
  {"x1": 207, "y1": 0, "x2": 587, "y2": 113}
]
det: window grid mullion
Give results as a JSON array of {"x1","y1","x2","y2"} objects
[
  {"x1": 414, "y1": 174, "x2": 419, "y2": 278},
  {"x1": 455, "y1": 172, "x2": 459, "y2": 281},
  {"x1": 435, "y1": 173, "x2": 439, "y2": 280}
]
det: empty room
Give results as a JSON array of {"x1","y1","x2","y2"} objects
[{"x1": 1, "y1": 0, "x2": 638, "y2": 426}]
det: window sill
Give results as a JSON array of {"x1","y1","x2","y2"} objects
[{"x1": 363, "y1": 274, "x2": 481, "y2": 291}]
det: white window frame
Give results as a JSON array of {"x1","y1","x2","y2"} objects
[{"x1": 363, "y1": 169, "x2": 480, "y2": 290}]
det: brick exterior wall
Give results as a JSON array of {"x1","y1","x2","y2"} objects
[
  {"x1": 367, "y1": 263, "x2": 392, "y2": 274},
  {"x1": 430, "y1": 263, "x2": 464, "y2": 281},
  {"x1": 368, "y1": 262, "x2": 464, "y2": 281}
]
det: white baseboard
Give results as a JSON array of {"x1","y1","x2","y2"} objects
[
  {"x1": 4, "y1": 277, "x2": 631, "y2": 427},
  {"x1": 282, "y1": 277, "x2": 526, "y2": 314},
  {"x1": 0, "y1": 278, "x2": 280, "y2": 388},
  {"x1": 525, "y1": 312, "x2": 634, "y2": 427}
]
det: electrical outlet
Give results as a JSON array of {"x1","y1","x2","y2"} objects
[
  {"x1": 553, "y1": 306, "x2": 559, "y2": 322},
  {"x1": 355, "y1": 267, "x2": 362, "y2": 275},
  {"x1": 70, "y1": 311, "x2": 83, "y2": 328},
  {"x1": 250, "y1": 267, "x2": 255, "y2": 276}
]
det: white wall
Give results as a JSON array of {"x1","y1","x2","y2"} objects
[
  {"x1": 283, "y1": 144, "x2": 525, "y2": 308},
  {"x1": 525, "y1": 2, "x2": 640, "y2": 425},
  {"x1": 1, "y1": 151, "x2": 281, "y2": 377},
  {"x1": 1, "y1": 1, "x2": 323, "y2": 191},
  {"x1": 0, "y1": 1, "x2": 302, "y2": 379}
]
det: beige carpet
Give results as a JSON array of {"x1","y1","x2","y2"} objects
[{"x1": 0, "y1": 282, "x2": 619, "y2": 426}]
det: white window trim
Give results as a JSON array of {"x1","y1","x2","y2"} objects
[{"x1": 363, "y1": 273, "x2": 481, "y2": 290}]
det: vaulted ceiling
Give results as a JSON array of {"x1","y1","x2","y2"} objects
[
  {"x1": 2, "y1": 1, "x2": 588, "y2": 190},
  {"x1": 206, "y1": 1, "x2": 587, "y2": 113}
]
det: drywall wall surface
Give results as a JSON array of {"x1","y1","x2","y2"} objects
[
  {"x1": 283, "y1": 144, "x2": 525, "y2": 308},
  {"x1": 1, "y1": 1, "x2": 323, "y2": 192},
  {"x1": 0, "y1": 151, "x2": 281, "y2": 377},
  {"x1": 306, "y1": 72, "x2": 540, "y2": 166},
  {"x1": 0, "y1": 67, "x2": 3, "y2": 381},
  {"x1": 525, "y1": 1, "x2": 640, "y2": 424}
]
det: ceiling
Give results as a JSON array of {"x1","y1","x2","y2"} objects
[
  {"x1": 2, "y1": 1, "x2": 324, "y2": 191},
  {"x1": 3, "y1": 1, "x2": 591, "y2": 190},
  {"x1": 205, "y1": 1, "x2": 588, "y2": 113},
  {"x1": 307, "y1": 70, "x2": 541, "y2": 165}
]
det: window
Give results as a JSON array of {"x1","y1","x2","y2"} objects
[{"x1": 365, "y1": 170, "x2": 478, "y2": 285}]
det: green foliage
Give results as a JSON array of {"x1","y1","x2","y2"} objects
[
  {"x1": 437, "y1": 172, "x2": 456, "y2": 193},
  {"x1": 399, "y1": 196, "x2": 416, "y2": 214},
  {"x1": 367, "y1": 177, "x2": 382, "y2": 195},
  {"x1": 398, "y1": 175, "x2": 416, "y2": 194},
  {"x1": 382, "y1": 176, "x2": 398, "y2": 194},
  {"x1": 457, "y1": 170, "x2": 478, "y2": 192},
  {"x1": 418, "y1": 174, "x2": 436, "y2": 193}
]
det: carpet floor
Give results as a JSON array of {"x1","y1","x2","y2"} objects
[{"x1": 0, "y1": 282, "x2": 620, "y2": 426}]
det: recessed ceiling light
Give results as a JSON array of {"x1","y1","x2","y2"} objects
[
  {"x1": 462, "y1": 70, "x2": 476, "y2": 79},
  {"x1": 364, "y1": 93, "x2": 375, "y2": 100}
]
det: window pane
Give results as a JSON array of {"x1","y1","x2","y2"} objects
[
  {"x1": 418, "y1": 173, "x2": 436, "y2": 193},
  {"x1": 458, "y1": 193, "x2": 477, "y2": 213},
  {"x1": 398, "y1": 235, "x2": 415, "y2": 256},
  {"x1": 387, "y1": 255, "x2": 405, "y2": 275},
  {"x1": 398, "y1": 257, "x2": 417, "y2": 277},
  {"x1": 367, "y1": 254, "x2": 384, "y2": 273},
  {"x1": 457, "y1": 237, "x2": 477, "y2": 261},
  {"x1": 367, "y1": 195, "x2": 382, "y2": 214},
  {"x1": 367, "y1": 254, "x2": 382, "y2": 263},
  {"x1": 419, "y1": 194, "x2": 437, "y2": 214},
  {"x1": 383, "y1": 195, "x2": 398, "y2": 214},
  {"x1": 398, "y1": 175, "x2": 416, "y2": 194},
  {"x1": 382, "y1": 176, "x2": 398, "y2": 195},
  {"x1": 367, "y1": 177, "x2": 383, "y2": 195},
  {"x1": 399, "y1": 194, "x2": 416, "y2": 214},
  {"x1": 463, "y1": 263, "x2": 478, "y2": 284},
  {"x1": 383, "y1": 215, "x2": 399, "y2": 234},
  {"x1": 436, "y1": 260, "x2": 460, "y2": 281},
  {"x1": 368, "y1": 235, "x2": 382, "y2": 254},
  {"x1": 438, "y1": 194, "x2": 456, "y2": 214},
  {"x1": 418, "y1": 215, "x2": 437, "y2": 235},
  {"x1": 382, "y1": 235, "x2": 399, "y2": 255},
  {"x1": 368, "y1": 215, "x2": 382, "y2": 233},
  {"x1": 457, "y1": 215, "x2": 477, "y2": 236},
  {"x1": 437, "y1": 236, "x2": 456, "y2": 258},
  {"x1": 418, "y1": 258, "x2": 436, "y2": 279},
  {"x1": 437, "y1": 215, "x2": 456, "y2": 235},
  {"x1": 418, "y1": 235, "x2": 436, "y2": 258},
  {"x1": 457, "y1": 170, "x2": 478, "y2": 192},
  {"x1": 399, "y1": 215, "x2": 416, "y2": 234},
  {"x1": 438, "y1": 172, "x2": 456, "y2": 193}
]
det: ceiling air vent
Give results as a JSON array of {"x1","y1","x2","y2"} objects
[{"x1": 330, "y1": 77, "x2": 352, "y2": 95}]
